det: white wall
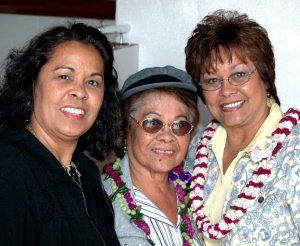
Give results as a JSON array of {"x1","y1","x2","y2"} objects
[
  {"x1": 0, "y1": 13, "x2": 140, "y2": 92},
  {"x1": 2, "y1": 2, "x2": 300, "y2": 127},
  {"x1": 116, "y1": 0, "x2": 300, "y2": 127},
  {"x1": 0, "y1": 14, "x2": 115, "y2": 67}
]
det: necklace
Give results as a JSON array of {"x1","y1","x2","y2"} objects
[
  {"x1": 103, "y1": 158, "x2": 195, "y2": 246},
  {"x1": 63, "y1": 162, "x2": 82, "y2": 187},
  {"x1": 26, "y1": 124, "x2": 82, "y2": 187},
  {"x1": 190, "y1": 108, "x2": 300, "y2": 240},
  {"x1": 26, "y1": 124, "x2": 37, "y2": 138},
  {"x1": 226, "y1": 136, "x2": 244, "y2": 151}
]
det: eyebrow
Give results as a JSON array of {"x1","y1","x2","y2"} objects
[
  {"x1": 204, "y1": 62, "x2": 248, "y2": 75},
  {"x1": 91, "y1": 72, "x2": 104, "y2": 78},
  {"x1": 229, "y1": 63, "x2": 247, "y2": 70},
  {"x1": 54, "y1": 66, "x2": 104, "y2": 78},
  {"x1": 142, "y1": 112, "x2": 188, "y2": 120},
  {"x1": 54, "y1": 66, "x2": 74, "y2": 72}
]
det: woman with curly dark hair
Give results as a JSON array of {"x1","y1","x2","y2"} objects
[{"x1": 0, "y1": 22, "x2": 121, "y2": 245}]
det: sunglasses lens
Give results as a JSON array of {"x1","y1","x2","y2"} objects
[
  {"x1": 171, "y1": 121, "x2": 192, "y2": 136},
  {"x1": 141, "y1": 118, "x2": 164, "y2": 134}
]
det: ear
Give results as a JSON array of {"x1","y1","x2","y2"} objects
[{"x1": 264, "y1": 81, "x2": 270, "y2": 95}]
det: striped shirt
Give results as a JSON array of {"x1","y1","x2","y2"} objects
[{"x1": 133, "y1": 186, "x2": 183, "y2": 246}]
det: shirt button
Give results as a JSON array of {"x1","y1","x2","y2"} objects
[{"x1": 258, "y1": 197, "x2": 264, "y2": 203}]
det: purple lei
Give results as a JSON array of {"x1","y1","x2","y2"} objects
[{"x1": 168, "y1": 165, "x2": 192, "y2": 184}]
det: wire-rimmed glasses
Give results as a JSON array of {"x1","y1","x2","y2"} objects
[
  {"x1": 199, "y1": 69, "x2": 256, "y2": 91},
  {"x1": 130, "y1": 116, "x2": 193, "y2": 136}
]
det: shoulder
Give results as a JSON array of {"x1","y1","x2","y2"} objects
[
  {"x1": 102, "y1": 174, "x2": 112, "y2": 195},
  {"x1": 0, "y1": 128, "x2": 42, "y2": 175},
  {"x1": 0, "y1": 140, "x2": 25, "y2": 155},
  {"x1": 273, "y1": 122, "x2": 300, "y2": 188},
  {"x1": 102, "y1": 156, "x2": 131, "y2": 195},
  {"x1": 286, "y1": 122, "x2": 300, "y2": 149},
  {"x1": 0, "y1": 141, "x2": 46, "y2": 207},
  {"x1": 0, "y1": 141, "x2": 36, "y2": 175},
  {"x1": 291, "y1": 122, "x2": 300, "y2": 137},
  {"x1": 282, "y1": 107, "x2": 300, "y2": 140}
]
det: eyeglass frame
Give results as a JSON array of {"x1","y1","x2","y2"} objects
[
  {"x1": 129, "y1": 115, "x2": 194, "y2": 136},
  {"x1": 199, "y1": 69, "x2": 256, "y2": 91}
]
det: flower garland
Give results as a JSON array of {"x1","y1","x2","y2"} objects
[
  {"x1": 189, "y1": 107, "x2": 300, "y2": 240},
  {"x1": 103, "y1": 159, "x2": 196, "y2": 246}
]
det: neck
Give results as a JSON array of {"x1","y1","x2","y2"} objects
[
  {"x1": 223, "y1": 130, "x2": 258, "y2": 173},
  {"x1": 225, "y1": 105, "x2": 270, "y2": 151},
  {"x1": 26, "y1": 123, "x2": 77, "y2": 166},
  {"x1": 226, "y1": 131, "x2": 256, "y2": 152},
  {"x1": 130, "y1": 162, "x2": 169, "y2": 186}
]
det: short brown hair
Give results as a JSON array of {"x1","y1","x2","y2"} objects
[{"x1": 185, "y1": 9, "x2": 280, "y2": 105}]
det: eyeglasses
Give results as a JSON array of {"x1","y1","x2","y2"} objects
[
  {"x1": 130, "y1": 116, "x2": 193, "y2": 136},
  {"x1": 199, "y1": 69, "x2": 256, "y2": 91}
]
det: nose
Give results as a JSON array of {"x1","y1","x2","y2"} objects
[
  {"x1": 220, "y1": 77, "x2": 230, "y2": 84},
  {"x1": 69, "y1": 82, "x2": 88, "y2": 100},
  {"x1": 156, "y1": 124, "x2": 175, "y2": 142},
  {"x1": 219, "y1": 78, "x2": 237, "y2": 97}
]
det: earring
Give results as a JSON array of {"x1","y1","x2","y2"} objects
[
  {"x1": 25, "y1": 100, "x2": 31, "y2": 123},
  {"x1": 123, "y1": 140, "x2": 127, "y2": 153}
]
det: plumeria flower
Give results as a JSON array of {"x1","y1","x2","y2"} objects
[{"x1": 249, "y1": 137, "x2": 277, "y2": 162}]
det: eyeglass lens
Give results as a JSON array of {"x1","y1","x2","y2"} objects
[
  {"x1": 141, "y1": 118, "x2": 192, "y2": 136},
  {"x1": 201, "y1": 70, "x2": 255, "y2": 91}
]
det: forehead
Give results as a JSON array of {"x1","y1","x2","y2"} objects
[
  {"x1": 134, "y1": 92, "x2": 186, "y2": 113},
  {"x1": 203, "y1": 46, "x2": 250, "y2": 73},
  {"x1": 43, "y1": 40, "x2": 104, "y2": 71},
  {"x1": 138, "y1": 92, "x2": 176, "y2": 108},
  {"x1": 47, "y1": 41, "x2": 102, "y2": 63},
  {"x1": 54, "y1": 41, "x2": 97, "y2": 54}
]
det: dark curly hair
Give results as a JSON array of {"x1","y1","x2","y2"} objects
[
  {"x1": 185, "y1": 9, "x2": 280, "y2": 105},
  {"x1": 0, "y1": 22, "x2": 122, "y2": 161}
]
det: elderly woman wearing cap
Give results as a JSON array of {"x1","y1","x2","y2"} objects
[{"x1": 102, "y1": 66, "x2": 204, "y2": 246}]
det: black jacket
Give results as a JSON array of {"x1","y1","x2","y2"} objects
[{"x1": 0, "y1": 128, "x2": 120, "y2": 246}]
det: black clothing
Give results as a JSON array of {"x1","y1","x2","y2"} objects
[{"x1": 0, "y1": 128, "x2": 120, "y2": 246}]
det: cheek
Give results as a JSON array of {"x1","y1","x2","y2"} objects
[
  {"x1": 90, "y1": 91, "x2": 104, "y2": 111},
  {"x1": 33, "y1": 85, "x2": 51, "y2": 106},
  {"x1": 203, "y1": 91, "x2": 217, "y2": 105},
  {"x1": 178, "y1": 136, "x2": 190, "y2": 152},
  {"x1": 134, "y1": 133, "x2": 152, "y2": 146},
  {"x1": 35, "y1": 83, "x2": 65, "y2": 106},
  {"x1": 127, "y1": 128, "x2": 154, "y2": 151}
]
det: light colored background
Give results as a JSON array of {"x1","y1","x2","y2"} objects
[
  {"x1": 115, "y1": 0, "x2": 300, "y2": 126},
  {"x1": 1, "y1": 1, "x2": 300, "y2": 128},
  {"x1": 0, "y1": 14, "x2": 115, "y2": 65}
]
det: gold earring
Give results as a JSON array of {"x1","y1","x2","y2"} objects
[{"x1": 123, "y1": 140, "x2": 127, "y2": 153}]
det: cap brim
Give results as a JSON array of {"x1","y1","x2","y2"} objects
[{"x1": 121, "y1": 81, "x2": 197, "y2": 100}]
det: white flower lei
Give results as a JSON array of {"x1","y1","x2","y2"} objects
[{"x1": 189, "y1": 108, "x2": 300, "y2": 240}]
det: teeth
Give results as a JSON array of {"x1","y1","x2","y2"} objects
[
  {"x1": 223, "y1": 101, "x2": 244, "y2": 109},
  {"x1": 60, "y1": 107, "x2": 85, "y2": 115},
  {"x1": 154, "y1": 149, "x2": 174, "y2": 154}
]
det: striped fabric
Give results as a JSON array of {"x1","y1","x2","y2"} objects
[{"x1": 133, "y1": 186, "x2": 183, "y2": 246}]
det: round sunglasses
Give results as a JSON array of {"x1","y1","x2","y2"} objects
[{"x1": 130, "y1": 116, "x2": 193, "y2": 136}]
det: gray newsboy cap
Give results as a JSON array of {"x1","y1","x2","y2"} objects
[{"x1": 120, "y1": 65, "x2": 197, "y2": 101}]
